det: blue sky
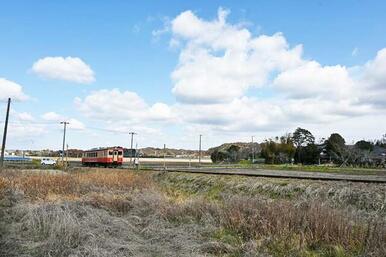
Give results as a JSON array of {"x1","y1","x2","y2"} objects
[{"x1": 1, "y1": 1, "x2": 386, "y2": 150}]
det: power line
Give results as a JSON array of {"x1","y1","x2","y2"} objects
[
  {"x1": 0, "y1": 120, "x2": 59, "y2": 125},
  {"x1": 0, "y1": 120, "x2": 130, "y2": 134}
]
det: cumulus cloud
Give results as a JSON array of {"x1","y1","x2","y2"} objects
[
  {"x1": 273, "y1": 61, "x2": 356, "y2": 100},
  {"x1": 75, "y1": 89, "x2": 175, "y2": 123},
  {"x1": 5, "y1": 111, "x2": 46, "y2": 139},
  {"x1": 73, "y1": 8, "x2": 386, "y2": 142},
  {"x1": 41, "y1": 111, "x2": 85, "y2": 130},
  {"x1": 67, "y1": 118, "x2": 86, "y2": 130},
  {"x1": 170, "y1": 8, "x2": 303, "y2": 103},
  {"x1": 16, "y1": 112, "x2": 34, "y2": 121},
  {"x1": 362, "y1": 48, "x2": 386, "y2": 89},
  {"x1": 31, "y1": 56, "x2": 95, "y2": 84},
  {"x1": 41, "y1": 111, "x2": 64, "y2": 121},
  {"x1": 0, "y1": 78, "x2": 28, "y2": 101},
  {"x1": 165, "y1": 8, "x2": 386, "y2": 134}
]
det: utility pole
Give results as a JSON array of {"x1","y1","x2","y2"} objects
[
  {"x1": 60, "y1": 121, "x2": 69, "y2": 166},
  {"x1": 163, "y1": 144, "x2": 166, "y2": 170},
  {"x1": 129, "y1": 132, "x2": 136, "y2": 167},
  {"x1": 198, "y1": 134, "x2": 202, "y2": 166},
  {"x1": 251, "y1": 136, "x2": 255, "y2": 164},
  {"x1": 135, "y1": 143, "x2": 139, "y2": 170},
  {"x1": 66, "y1": 144, "x2": 69, "y2": 167},
  {"x1": 0, "y1": 98, "x2": 11, "y2": 170}
]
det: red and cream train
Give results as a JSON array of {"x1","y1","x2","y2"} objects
[{"x1": 81, "y1": 147, "x2": 124, "y2": 167}]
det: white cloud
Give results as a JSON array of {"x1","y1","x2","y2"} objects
[
  {"x1": 0, "y1": 78, "x2": 28, "y2": 101},
  {"x1": 31, "y1": 56, "x2": 95, "y2": 84},
  {"x1": 41, "y1": 111, "x2": 85, "y2": 130},
  {"x1": 16, "y1": 112, "x2": 34, "y2": 121},
  {"x1": 362, "y1": 48, "x2": 386, "y2": 89},
  {"x1": 41, "y1": 112, "x2": 64, "y2": 121},
  {"x1": 69, "y1": 9, "x2": 386, "y2": 147},
  {"x1": 352, "y1": 48, "x2": 386, "y2": 108},
  {"x1": 273, "y1": 61, "x2": 356, "y2": 100},
  {"x1": 7, "y1": 123, "x2": 46, "y2": 139},
  {"x1": 75, "y1": 89, "x2": 175, "y2": 123},
  {"x1": 68, "y1": 118, "x2": 85, "y2": 130},
  {"x1": 5, "y1": 110, "x2": 46, "y2": 139},
  {"x1": 170, "y1": 9, "x2": 304, "y2": 103},
  {"x1": 167, "y1": 8, "x2": 386, "y2": 136}
]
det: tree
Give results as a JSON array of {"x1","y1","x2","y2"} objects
[
  {"x1": 261, "y1": 134, "x2": 296, "y2": 164},
  {"x1": 261, "y1": 140, "x2": 278, "y2": 164},
  {"x1": 210, "y1": 150, "x2": 228, "y2": 163},
  {"x1": 355, "y1": 140, "x2": 374, "y2": 152},
  {"x1": 325, "y1": 133, "x2": 346, "y2": 164},
  {"x1": 227, "y1": 145, "x2": 241, "y2": 163},
  {"x1": 292, "y1": 128, "x2": 315, "y2": 164},
  {"x1": 300, "y1": 144, "x2": 320, "y2": 164},
  {"x1": 210, "y1": 145, "x2": 242, "y2": 163},
  {"x1": 375, "y1": 134, "x2": 386, "y2": 147},
  {"x1": 292, "y1": 128, "x2": 315, "y2": 148}
]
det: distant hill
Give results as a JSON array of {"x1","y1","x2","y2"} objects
[
  {"x1": 139, "y1": 147, "x2": 209, "y2": 158},
  {"x1": 207, "y1": 142, "x2": 261, "y2": 155}
]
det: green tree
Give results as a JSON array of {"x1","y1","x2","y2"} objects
[
  {"x1": 261, "y1": 134, "x2": 295, "y2": 164},
  {"x1": 325, "y1": 133, "x2": 346, "y2": 164},
  {"x1": 300, "y1": 144, "x2": 320, "y2": 164},
  {"x1": 292, "y1": 127, "x2": 315, "y2": 147},
  {"x1": 227, "y1": 145, "x2": 241, "y2": 163},
  {"x1": 355, "y1": 140, "x2": 374, "y2": 152},
  {"x1": 292, "y1": 128, "x2": 315, "y2": 164},
  {"x1": 210, "y1": 150, "x2": 228, "y2": 163},
  {"x1": 375, "y1": 134, "x2": 386, "y2": 147}
]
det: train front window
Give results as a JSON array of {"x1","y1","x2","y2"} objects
[
  {"x1": 118, "y1": 151, "x2": 122, "y2": 155},
  {"x1": 108, "y1": 151, "x2": 113, "y2": 156}
]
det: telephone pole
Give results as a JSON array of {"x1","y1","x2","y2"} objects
[
  {"x1": 163, "y1": 144, "x2": 166, "y2": 170},
  {"x1": 0, "y1": 98, "x2": 11, "y2": 170},
  {"x1": 129, "y1": 132, "x2": 136, "y2": 167},
  {"x1": 198, "y1": 134, "x2": 202, "y2": 166},
  {"x1": 251, "y1": 136, "x2": 255, "y2": 164},
  {"x1": 60, "y1": 121, "x2": 69, "y2": 164}
]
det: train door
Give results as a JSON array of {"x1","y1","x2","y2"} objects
[{"x1": 113, "y1": 150, "x2": 118, "y2": 162}]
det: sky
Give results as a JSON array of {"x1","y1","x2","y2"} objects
[{"x1": 0, "y1": 0, "x2": 386, "y2": 150}]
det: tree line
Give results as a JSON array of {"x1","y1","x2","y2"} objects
[{"x1": 210, "y1": 129, "x2": 386, "y2": 168}]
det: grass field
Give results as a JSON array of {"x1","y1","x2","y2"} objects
[
  {"x1": 1, "y1": 168, "x2": 385, "y2": 257},
  {"x1": 211, "y1": 163, "x2": 386, "y2": 176},
  {"x1": 256, "y1": 164, "x2": 386, "y2": 176}
]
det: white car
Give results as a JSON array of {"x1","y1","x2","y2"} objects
[{"x1": 41, "y1": 158, "x2": 57, "y2": 165}]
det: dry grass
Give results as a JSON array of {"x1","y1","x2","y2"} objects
[
  {"x1": 1, "y1": 169, "x2": 153, "y2": 201},
  {"x1": 157, "y1": 172, "x2": 386, "y2": 218},
  {"x1": 159, "y1": 196, "x2": 386, "y2": 256},
  {"x1": 1, "y1": 168, "x2": 385, "y2": 257}
]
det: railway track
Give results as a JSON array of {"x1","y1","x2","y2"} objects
[
  {"x1": 13, "y1": 161, "x2": 385, "y2": 183},
  {"x1": 152, "y1": 167, "x2": 386, "y2": 183}
]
